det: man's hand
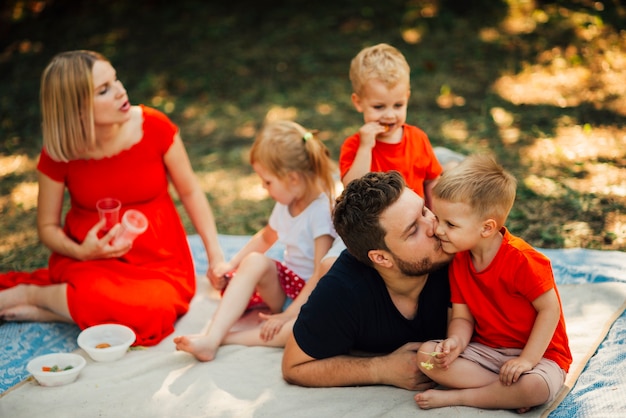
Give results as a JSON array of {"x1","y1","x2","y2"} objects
[{"x1": 376, "y1": 342, "x2": 437, "y2": 391}]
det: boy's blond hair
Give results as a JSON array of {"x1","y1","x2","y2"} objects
[
  {"x1": 433, "y1": 154, "x2": 517, "y2": 226},
  {"x1": 40, "y1": 50, "x2": 107, "y2": 162},
  {"x1": 349, "y1": 43, "x2": 410, "y2": 96}
]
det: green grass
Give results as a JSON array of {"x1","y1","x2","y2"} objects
[{"x1": 1, "y1": 0, "x2": 626, "y2": 272}]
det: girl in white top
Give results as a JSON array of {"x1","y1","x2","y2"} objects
[{"x1": 174, "y1": 120, "x2": 336, "y2": 361}]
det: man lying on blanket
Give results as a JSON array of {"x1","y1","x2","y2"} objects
[{"x1": 283, "y1": 171, "x2": 452, "y2": 390}]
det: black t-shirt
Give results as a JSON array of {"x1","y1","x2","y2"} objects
[{"x1": 293, "y1": 250, "x2": 450, "y2": 359}]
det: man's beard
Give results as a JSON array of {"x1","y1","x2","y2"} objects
[{"x1": 394, "y1": 253, "x2": 450, "y2": 277}]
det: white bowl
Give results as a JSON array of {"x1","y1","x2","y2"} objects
[
  {"x1": 77, "y1": 323, "x2": 136, "y2": 362},
  {"x1": 27, "y1": 352, "x2": 86, "y2": 387}
]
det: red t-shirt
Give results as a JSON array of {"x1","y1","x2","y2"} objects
[
  {"x1": 450, "y1": 228, "x2": 572, "y2": 372},
  {"x1": 339, "y1": 124, "x2": 442, "y2": 197}
]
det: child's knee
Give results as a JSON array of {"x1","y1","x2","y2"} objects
[
  {"x1": 518, "y1": 373, "x2": 551, "y2": 406},
  {"x1": 417, "y1": 340, "x2": 439, "y2": 365},
  {"x1": 420, "y1": 340, "x2": 438, "y2": 353},
  {"x1": 239, "y1": 252, "x2": 274, "y2": 272}
]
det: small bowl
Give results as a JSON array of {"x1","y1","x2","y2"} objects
[
  {"x1": 77, "y1": 323, "x2": 136, "y2": 362},
  {"x1": 27, "y1": 352, "x2": 86, "y2": 387}
]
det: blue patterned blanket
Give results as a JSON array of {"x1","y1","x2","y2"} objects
[{"x1": 1, "y1": 236, "x2": 625, "y2": 417}]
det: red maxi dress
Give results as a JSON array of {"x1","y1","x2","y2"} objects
[{"x1": 0, "y1": 105, "x2": 196, "y2": 346}]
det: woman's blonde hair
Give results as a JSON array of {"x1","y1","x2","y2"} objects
[
  {"x1": 40, "y1": 50, "x2": 107, "y2": 162},
  {"x1": 433, "y1": 154, "x2": 517, "y2": 226},
  {"x1": 250, "y1": 120, "x2": 336, "y2": 204},
  {"x1": 349, "y1": 43, "x2": 410, "y2": 96}
]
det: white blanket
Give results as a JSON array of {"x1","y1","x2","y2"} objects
[{"x1": 1, "y1": 276, "x2": 625, "y2": 418}]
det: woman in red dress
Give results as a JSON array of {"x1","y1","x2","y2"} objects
[{"x1": 0, "y1": 50, "x2": 225, "y2": 346}]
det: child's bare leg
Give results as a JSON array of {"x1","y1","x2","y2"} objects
[
  {"x1": 0, "y1": 284, "x2": 71, "y2": 322},
  {"x1": 174, "y1": 253, "x2": 283, "y2": 361},
  {"x1": 415, "y1": 373, "x2": 549, "y2": 411},
  {"x1": 417, "y1": 344, "x2": 498, "y2": 389},
  {"x1": 224, "y1": 318, "x2": 295, "y2": 347}
]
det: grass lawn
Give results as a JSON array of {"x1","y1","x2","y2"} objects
[{"x1": 1, "y1": 0, "x2": 625, "y2": 272}]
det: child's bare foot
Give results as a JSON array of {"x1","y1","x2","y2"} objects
[
  {"x1": 415, "y1": 389, "x2": 536, "y2": 413},
  {"x1": 414, "y1": 389, "x2": 452, "y2": 410},
  {"x1": 173, "y1": 335, "x2": 218, "y2": 362}
]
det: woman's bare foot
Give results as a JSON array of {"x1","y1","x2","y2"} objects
[
  {"x1": 0, "y1": 284, "x2": 29, "y2": 311},
  {"x1": 0, "y1": 304, "x2": 71, "y2": 322},
  {"x1": 173, "y1": 335, "x2": 218, "y2": 362}
]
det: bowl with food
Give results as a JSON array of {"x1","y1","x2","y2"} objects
[
  {"x1": 27, "y1": 352, "x2": 86, "y2": 387},
  {"x1": 77, "y1": 323, "x2": 136, "y2": 362}
]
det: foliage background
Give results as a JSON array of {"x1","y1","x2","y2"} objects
[{"x1": 1, "y1": 0, "x2": 625, "y2": 272}]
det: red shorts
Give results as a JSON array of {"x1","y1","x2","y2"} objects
[
  {"x1": 221, "y1": 260, "x2": 306, "y2": 309},
  {"x1": 275, "y1": 261, "x2": 306, "y2": 299}
]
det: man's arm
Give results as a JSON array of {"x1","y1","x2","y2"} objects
[{"x1": 282, "y1": 334, "x2": 435, "y2": 391}]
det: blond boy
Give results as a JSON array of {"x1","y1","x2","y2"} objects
[
  {"x1": 415, "y1": 154, "x2": 572, "y2": 413},
  {"x1": 323, "y1": 44, "x2": 446, "y2": 266},
  {"x1": 339, "y1": 43, "x2": 442, "y2": 203}
]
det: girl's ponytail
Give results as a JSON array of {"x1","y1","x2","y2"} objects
[{"x1": 301, "y1": 130, "x2": 335, "y2": 203}]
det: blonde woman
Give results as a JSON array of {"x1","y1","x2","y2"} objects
[{"x1": 0, "y1": 50, "x2": 225, "y2": 346}]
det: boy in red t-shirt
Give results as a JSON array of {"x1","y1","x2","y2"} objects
[
  {"x1": 340, "y1": 43, "x2": 442, "y2": 203},
  {"x1": 415, "y1": 154, "x2": 572, "y2": 413},
  {"x1": 323, "y1": 43, "x2": 450, "y2": 265}
]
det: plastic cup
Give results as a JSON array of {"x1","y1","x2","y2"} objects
[
  {"x1": 113, "y1": 209, "x2": 148, "y2": 246},
  {"x1": 96, "y1": 198, "x2": 121, "y2": 232}
]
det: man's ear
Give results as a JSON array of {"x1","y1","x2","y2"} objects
[
  {"x1": 481, "y1": 219, "x2": 498, "y2": 237},
  {"x1": 351, "y1": 93, "x2": 363, "y2": 113},
  {"x1": 368, "y1": 249, "x2": 393, "y2": 269}
]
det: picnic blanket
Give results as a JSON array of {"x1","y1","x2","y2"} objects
[{"x1": 1, "y1": 235, "x2": 625, "y2": 417}]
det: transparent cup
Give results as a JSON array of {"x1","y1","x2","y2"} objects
[
  {"x1": 96, "y1": 198, "x2": 121, "y2": 233},
  {"x1": 113, "y1": 209, "x2": 148, "y2": 246}
]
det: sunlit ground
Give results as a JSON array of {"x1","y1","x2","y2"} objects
[
  {"x1": 1, "y1": 0, "x2": 625, "y2": 271},
  {"x1": 491, "y1": 3, "x2": 626, "y2": 248}
]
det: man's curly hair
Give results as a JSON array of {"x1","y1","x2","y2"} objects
[{"x1": 333, "y1": 171, "x2": 406, "y2": 266}]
